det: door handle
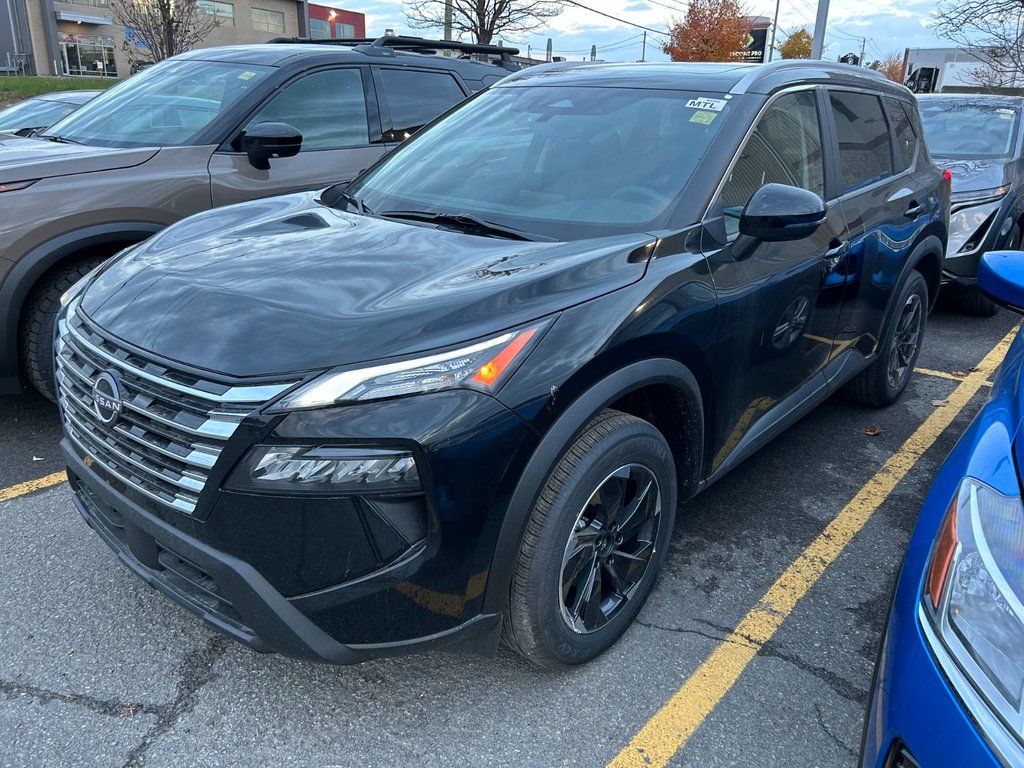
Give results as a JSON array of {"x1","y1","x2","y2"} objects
[
  {"x1": 824, "y1": 240, "x2": 849, "y2": 268},
  {"x1": 904, "y1": 203, "x2": 923, "y2": 219}
]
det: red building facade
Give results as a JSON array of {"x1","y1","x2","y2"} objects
[{"x1": 307, "y1": 4, "x2": 366, "y2": 39}]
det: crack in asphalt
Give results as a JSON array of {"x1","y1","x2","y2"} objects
[
  {"x1": 121, "y1": 634, "x2": 228, "y2": 768},
  {"x1": 634, "y1": 618, "x2": 752, "y2": 648},
  {"x1": 0, "y1": 678, "x2": 162, "y2": 719},
  {"x1": 814, "y1": 702, "x2": 857, "y2": 758},
  {"x1": 758, "y1": 639, "x2": 869, "y2": 706}
]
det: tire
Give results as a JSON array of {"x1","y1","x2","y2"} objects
[
  {"x1": 20, "y1": 258, "x2": 103, "y2": 402},
  {"x1": 959, "y1": 223, "x2": 1020, "y2": 317},
  {"x1": 845, "y1": 270, "x2": 928, "y2": 408},
  {"x1": 503, "y1": 409, "x2": 677, "y2": 669},
  {"x1": 960, "y1": 289, "x2": 999, "y2": 317}
]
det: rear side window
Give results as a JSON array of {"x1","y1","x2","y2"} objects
[
  {"x1": 885, "y1": 97, "x2": 918, "y2": 171},
  {"x1": 380, "y1": 69, "x2": 466, "y2": 139},
  {"x1": 721, "y1": 90, "x2": 825, "y2": 236},
  {"x1": 828, "y1": 91, "x2": 894, "y2": 193}
]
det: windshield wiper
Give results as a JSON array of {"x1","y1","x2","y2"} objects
[
  {"x1": 378, "y1": 210, "x2": 551, "y2": 241},
  {"x1": 40, "y1": 134, "x2": 83, "y2": 145},
  {"x1": 320, "y1": 184, "x2": 372, "y2": 215}
]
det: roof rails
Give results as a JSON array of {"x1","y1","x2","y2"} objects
[{"x1": 266, "y1": 34, "x2": 519, "y2": 68}]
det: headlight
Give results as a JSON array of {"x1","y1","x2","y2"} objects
[
  {"x1": 226, "y1": 446, "x2": 420, "y2": 494},
  {"x1": 923, "y1": 478, "x2": 1024, "y2": 737},
  {"x1": 951, "y1": 185, "x2": 1010, "y2": 213},
  {"x1": 272, "y1": 323, "x2": 545, "y2": 411},
  {"x1": 60, "y1": 273, "x2": 92, "y2": 308},
  {"x1": 0, "y1": 179, "x2": 38, "y2": 194}
]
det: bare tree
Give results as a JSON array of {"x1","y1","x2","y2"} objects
[
  {"x1": 112, "y1": 0, "x2": 219, "y2": 68},
  {"x1": 933, "y1": 0, "x2": 1024, "y2": 86},
  {"x1": 405, "y1": 0, "x2": 562, "y2": 45}
]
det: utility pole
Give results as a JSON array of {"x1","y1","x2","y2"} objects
[
  {"x1": 641, "y1": 30, "x2": 646, "y2": 62},
  {"x1": 768, "y1": 0, "x2": 781, "y2": 62},
  {"x1": 859, "y1": 36, "x2": 867, "y2": 66},
  {"x1": 810, "y1": 0, "x2": 829, "y2": 59},
  {"x1": 443, "y1": 0, "x2": 453, "y2": 41}
]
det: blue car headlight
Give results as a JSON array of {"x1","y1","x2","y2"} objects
[{"x1": 923, "y1": 477, "x2": 1024, "y2": 735}]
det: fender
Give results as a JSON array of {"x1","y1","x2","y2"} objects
[
  {"x1": 0, "y1": 221, "x2": 163, "y2": 394},
  {"x1": 481, "y1": 357, "x2": 704, "y2": 615},
  {"x1": 876, "y1": 234, "x2": 944, "y2": 354}
]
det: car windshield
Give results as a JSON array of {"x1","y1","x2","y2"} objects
[
  {"x1": 347, "y1": 85, "x2": 733, "y2": 240},
  {"x1": 918, "y1": 99, "x2": 1021, "y2": 159},
  {"x1": 41, "y1": 59, "x2": 273, "y2": 148},
  {"x1": 0, "y1": 98, "x2": 76, "y2": 132}
]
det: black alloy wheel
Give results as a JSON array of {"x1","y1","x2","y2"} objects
[
  {"x1": 559, "y1": 464, "x2": 662, "y2": 634},
  {"x1": 886, "y1": 292, "x2": 923, "y2": 390},
  {"x1": 503, "y1": 409, "x2": 677, "y2": 669}
]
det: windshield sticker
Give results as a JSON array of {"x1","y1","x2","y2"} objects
[
  {"x1": 238, "y1": 71, "x2": 257, "y2": 80},
  {"x1": 686, "y1": 97, "x2": 727, "y2": 112},
  {"x1": 690, "y1": 110, "x2": 717, "y2": 125},
  {"x1": 997, "y1": 108, "x2": 1015, "y2": 114}
]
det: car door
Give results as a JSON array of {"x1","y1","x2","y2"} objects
[
  {"x1": 209, "y1": 66, "x2": 387, "y2": 207},
  {"x1": 826, "y1": 90, "x2": 927, "y2": 363},
  {"x1": 372, "y1": 66, "x2": 470, "y2": 145},
  {"x1": 702, "y1": 88, "x2": 849, "y2": 476}
]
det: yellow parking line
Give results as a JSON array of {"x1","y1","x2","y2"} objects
[
  {"x1": 0, "y1": 470, "x2": 67, "y2": 503},
  {"x1": 608, "y1": 324, "x2": 1019, "y2": 768},
  {"x1": 914, "y1": 366, "x2": 992, "y2": 386}
]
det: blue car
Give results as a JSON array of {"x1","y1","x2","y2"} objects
[{"x1": 861, "y1": 250, "x2": 1024, "y2": 767}]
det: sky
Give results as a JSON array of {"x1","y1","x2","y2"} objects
[{"x1": 325, "y1": 0, "x2": 949, "y2": 65}]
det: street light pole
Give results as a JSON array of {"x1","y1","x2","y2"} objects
[
  {"x1": 768, "y1": 0, "x2": 781, "y2": 62},
  {"x1": 443, "y1": 0, "x2": 453, "y2": 41},
  {"x1": 811, "y1": 0, "x2": 830, "y2": 59}
]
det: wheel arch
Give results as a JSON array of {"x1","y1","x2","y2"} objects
[
  {"x1": 481, "y1": 357, "x2": 704, "y2": 615},
  {"x1": 0, "y1": 222, "x2": 163, "y2": 393}
]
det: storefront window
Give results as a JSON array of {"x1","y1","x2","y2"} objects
[
  {"x1": 251, "y1": 7, "x2": 285, "y2": 33},
  {"x1": 59, "y1": 33, "x2": 117, "y2": 78},
  {"x1": 197, "y1": 0, "x2": 234, "y2": 26},
  {"x1": 309, "y1": 17, "x2": 330, "y2": 38}
]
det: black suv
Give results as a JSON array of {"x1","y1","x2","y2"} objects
[
  {"x1": 57, "y1": 60, "x2": 949, "y2": 669},
  {"x1": 0, "y1": 35, "x2": 515, "y2": 401}
]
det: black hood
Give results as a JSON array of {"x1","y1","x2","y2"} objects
[
  {"x1": 938, "y1": 157, "x2": 1015, "y2": 194},
  {"x1": 81, "y1": 192, "x2": 656, "y2": 378}
]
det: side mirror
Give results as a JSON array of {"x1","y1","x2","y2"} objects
[
  {"x1": 240, "y1": 122, "x2": 302, "y2": 170},
  {"x1": 739, "y1": 183, "x2": 827, "y2": 242},
  {"x1": 979, "y1": 250, "x2": 1024, "y2": 312}
]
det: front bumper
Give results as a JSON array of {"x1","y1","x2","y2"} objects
[
  {"x1": 64, "y1": 436, "x2": 503, "y2": 664},
  {"x1": 861, "y1": 590, "x2": 1005, "y2": 767},
  {"x1": 941, "y1": 200, "x2": 1016, "y2": 293}
]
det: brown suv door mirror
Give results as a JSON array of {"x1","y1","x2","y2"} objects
[
  {"x1": 240, "y1": 122, "x2": 303, "y2": 170},
  {"x1": 739, "y1": 183, "x2": 826, "y2": 242}
]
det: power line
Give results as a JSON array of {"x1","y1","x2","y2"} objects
[{"x1": 562, "y1": 0, "x2": 670, "y2": 36}]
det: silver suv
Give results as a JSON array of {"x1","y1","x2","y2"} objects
[{"x1": 0, "y1": 36, "x2": 516, "y2": 399}]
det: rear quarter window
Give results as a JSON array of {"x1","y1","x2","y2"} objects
[{"x1": 885, "y1": 97, "x2": 919, "y2": 171}]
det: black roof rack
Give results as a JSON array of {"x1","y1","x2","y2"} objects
[{"x1": 266, "y1": 34, "x2": 519, "y2": 66}]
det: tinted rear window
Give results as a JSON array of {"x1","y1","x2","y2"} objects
[{"x1": 829, "y1": 91, "x2": 894, "y2": 194}]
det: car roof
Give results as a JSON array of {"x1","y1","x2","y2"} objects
[
  {"x1": 173, "y1": 41, "x2": 514, "y2": 79},
  {"x1": 917, "y1": 93, "x2": 1024, "y2": 108},
  {"x1": 498, "y1": 59, "x2": 911, "y2": 99}
]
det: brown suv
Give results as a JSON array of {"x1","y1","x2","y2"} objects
[{"x1": 0, "y1": 36, "x2": 516, "y2": 399}]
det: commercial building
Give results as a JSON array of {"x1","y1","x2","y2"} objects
[{"x1": 0, "y1": 0, "x2": 364, "y2": 79}]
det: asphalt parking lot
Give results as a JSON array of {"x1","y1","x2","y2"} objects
[{"x1": 0, "y1": 303, "x2": 1018, "y2": 768}]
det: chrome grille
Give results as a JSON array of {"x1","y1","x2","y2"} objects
[{"x1": 56, "y1": 300, "x2": 295, "y2": 515}]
